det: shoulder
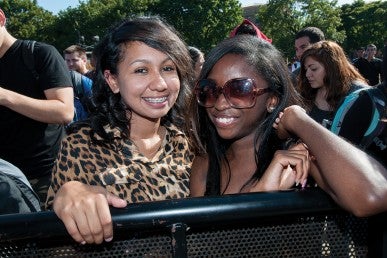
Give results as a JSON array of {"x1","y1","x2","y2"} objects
[
  {"x1": 372, "y1": 57, "x2": 383, "y2": 63},
  {"x1": 350, "y1": 80, "x2": 370, "y2": 90},
  {"x1": 189, "y1": 155, "x2": 209, "y2": 197},
  {"x1": 64, "y1": 124, "x2": 93, "y2": 146},
  {"x1": 32, "y1": 42, "x2": 66, "y2": 67},
  {"x1": 31, "y1": 41, "x2": 61, "y2": 58},
  {"x1": 164, "y1": 122, "x2": 194, "y2": 161},
  {"x1": 165, "y1": 122, "x2": 190, "y2": 145}
]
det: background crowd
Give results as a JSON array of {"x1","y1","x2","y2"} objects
[{"x1": 0, "y1": 3, "x2": 386, "y2": 246}]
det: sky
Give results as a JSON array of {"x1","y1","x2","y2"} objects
[{"x1": 37, "y1": 0, "x2": 364, "y2": 14}]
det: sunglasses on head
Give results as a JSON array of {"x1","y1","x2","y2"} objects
[{"x1": 194, "y1": 78, "x2": 270, "y2": 108}]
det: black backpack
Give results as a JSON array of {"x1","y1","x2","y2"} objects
[{"x1": 331, "y1": 84, "x2": 386, "y2": 165}]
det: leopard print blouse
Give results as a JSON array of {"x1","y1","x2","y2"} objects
[{"x1": 45, "y1": 122, "x2": 193, "y2": 209}]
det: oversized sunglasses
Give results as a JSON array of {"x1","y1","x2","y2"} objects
[{"x1": 195, "y1": 78, "x2": 270, "y2": 108}]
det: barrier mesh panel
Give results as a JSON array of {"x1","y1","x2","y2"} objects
[
  {"x1": 0, "y1": 214, "x2": 368, "y2": 257},
  {"x1": 0, "y1": 235, "x2": 172, "y2": 258},
  {"x1": 187, "y1": 214, "x2": 368, "y2": 257}
]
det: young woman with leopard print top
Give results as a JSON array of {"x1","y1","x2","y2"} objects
[{"x1": 45, "y1": 16, "x2": 195, "y2": 245}]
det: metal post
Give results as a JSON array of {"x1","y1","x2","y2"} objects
[{"x1": 170, "y1": 223, "x2": 187, "y2": 258}]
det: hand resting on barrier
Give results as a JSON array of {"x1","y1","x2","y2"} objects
[{"x1": 53, "y1": 181, "x2": 127, "y2": 244}]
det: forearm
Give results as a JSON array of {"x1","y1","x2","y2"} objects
[
  {"x1": 284, "y1": 106, "x2": 387, "y2": 216},
  {"x1": 0, "y1": 87, "x2": 74, "y2": 124}
]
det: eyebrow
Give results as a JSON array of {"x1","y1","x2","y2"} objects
[{"x1": 129, "y1": 57, "x2": 172, "y2": 66}]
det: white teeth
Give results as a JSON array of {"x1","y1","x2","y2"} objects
[
  {"x1": 216, "y1": 117, "x2": 235, "y2": 124},
  {"x1": 143, "y1": 97, "x2": 167, "y2": 103}
]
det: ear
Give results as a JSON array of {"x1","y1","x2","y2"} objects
[
  {"x1": 104, "y1": 70, "x2": 119, "y2": 93},
  {"x1": 266, "y1": 95, "x2": 279, "y2": 113},
  {"x1": 0, "y1": 9, "x2": 6, "y2": 27}
]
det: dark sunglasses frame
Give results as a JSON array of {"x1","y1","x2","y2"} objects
[{"x1": 195, "y1": 77, "x2": 270, "y2": 108}]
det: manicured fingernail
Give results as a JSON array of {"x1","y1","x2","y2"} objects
[
  {"x1": 302, "y1": 179, "x2": 307, "y2": 188},
  {"x1": 105, "y1": 237, "x2": 113, "y2": 242},
  {"x1": 81, "y1": 241, "x2": 86, "y2": 245}
]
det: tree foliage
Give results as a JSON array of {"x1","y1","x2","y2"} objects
[
  {"x1": 48, "y1": 0, "x2": 156, "y2": 51},
  {"x1": 340, "y1": 0, "x2": 387, "y2": 56},
  {"x1": 256, "y1": 0, "x2": 345, "y2": 59},
  {"x1": 2, "y1": 0, "x2": 385, "y2": 60},
  {"x1": 0, "y1": 0, "x2": 55, "y2": 42},
  {"x1": 43, "y1": 0, "x2": 242, "y2": 53},
  {"x1": 148, "y1": 0, "x2": 243, "y2": 53}
]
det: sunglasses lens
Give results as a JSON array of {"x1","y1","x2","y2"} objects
[
  {"x1": 225, "y1": 79, "x2": 256, "y2": 108},
  {"x1": 195, "y1": 79, "x2": 217, "y2": 107}
]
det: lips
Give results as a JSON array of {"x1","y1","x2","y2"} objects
[
  {"x1": 215, "y1": 116, "x2": 236, "y2": 125},
  {"x1": 210, "y1": 113, "x2": 239, "y2": 128},
  {"x1": 143, "y1": 97, "x2": 168, "y2": 103}
]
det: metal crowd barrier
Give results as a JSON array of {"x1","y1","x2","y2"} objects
[{"x1": 0, "y1": 188, "x2": 386, "y2": 257}]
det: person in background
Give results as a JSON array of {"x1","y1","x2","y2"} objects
[
  {"x1": 329, "y1": 43, "x2": 387, "y2": 167},
  {"x1": 63, "y1": 46, "x2": 94, "y2": 124},
  {"x1": 229, "y1": 18, "x2": 272, "y2": 43},
  {"x1": 0, "y1": 8, "x2": 74, "y2": 205},
  {"x1": 45, "y1": 15, "x2": 194, "y2": 245},
  {"x1": 352, "y1": 46, "x2": 365, "y2": 63},
  {"x1": 354, "y1": 43, "x2": 383, "y2": 86},
  {"x1": 293, "y1": 27, "x2": 325, "y2": 76},
  {"x1": 298, "y1": 40, "x2": 369, "y2": 127},
  {"x1": 84, "y1": 46, "x2": 100, "y2": 80},
  {"x1": 63, "y1": 44, "x2": 90, "y2": 75},
  {"x1": 188, "y1": 46, "x2": 205, "y2": 80},
  {"x1": 188, "y1": 35, "x2": 387, "y2": 219},
  {"x1": 68, "y1": 69, "x2": 93, "y2": 123}
]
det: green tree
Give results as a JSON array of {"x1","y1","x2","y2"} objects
[
  {"x1": 256, "y1": 0, "x2": 345, "y2": 60},
  {"x1": 0, "y1": 0, "x2": 55, "y2": 43},
  {"x1": 340, "y1": 0, "x2": 387, "y2": 56},
  {"x1": 148, "y1": 0, "x2": 243, "y2": 53},
  {"x1": 48, "y1": 0, "x2": 156, "y2": 51}
]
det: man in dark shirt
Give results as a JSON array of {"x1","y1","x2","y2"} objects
[
  {"x1": 0, "y1": 8, "x2": 74, "y2": 204},
  {"x1": 354, "y1": 44, "x2": 383, "y2": 86}
]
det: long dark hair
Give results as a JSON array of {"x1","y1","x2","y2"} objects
[
  {"x1": 82, "y1": 15, "x2": 192, "y2": 145},
  {"x1": 187, "y1": 35, "x2": 301, "y2": 195},
  {"x1": 299, "y1": 40, "x2": 367, "y2": 110}
]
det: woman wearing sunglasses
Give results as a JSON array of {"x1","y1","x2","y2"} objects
[
  {"x1": 188, "y1": 35, "x2": 387, "y2": 217},
  {"x1": 188, "y1": 35, "x2": 308, "y2": 195}
]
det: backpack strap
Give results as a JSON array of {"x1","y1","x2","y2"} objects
[
  {"x1": 359, "y1": 87, "x2": 386, "y2": 148},
  {"x1": 69, "y1": 70, "x2": 85, "y2": 99},
  {"x1": 21, "y1": 40, "x2": 39, "y2": 80},
  {"x1": 330, "y1": 88, "x2": 365, "y2": 135}
]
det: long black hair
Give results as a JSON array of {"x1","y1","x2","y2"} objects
[{"x1": 187, "y1": 35, "x2": 302, "y2": 195}]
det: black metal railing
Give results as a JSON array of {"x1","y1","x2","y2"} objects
[{"x1": 0, "y1": 188, "x2": 386, "y2": 257}]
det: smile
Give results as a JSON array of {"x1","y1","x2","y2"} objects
[
  {"x1": 215, "y1": 117, "x2": 236, "y2": 125},
  {"x1": 143, "y1": 97, "x2": 167, "y2": 103}
]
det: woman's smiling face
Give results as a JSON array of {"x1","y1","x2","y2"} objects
[
  {"x1": 205, "y1": 54, "x2": 275, "y2": 141},
  {"x1": 105, "y1": 41, "x2": 180, "y2": 122}
]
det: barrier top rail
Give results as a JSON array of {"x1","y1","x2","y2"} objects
[{"x1": 0, "y1": 188, "x2": 340, "y2": 242}]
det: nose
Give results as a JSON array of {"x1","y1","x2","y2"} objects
[
  {"x1": 149, "y1": 72, "x2": 168, "y2": 91},
  {"x1": 214, "y1": 92, "x2": 231, "y2": 110},
  {"x1": 305, "y1": 68, "x2": 312, "y2": 78}
]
